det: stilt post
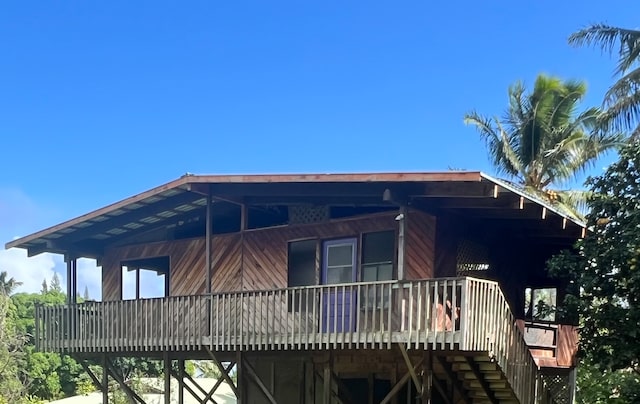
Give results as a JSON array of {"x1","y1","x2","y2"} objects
[{"x1": 164, "y1": 353, "x2": 171, "y2": 404}]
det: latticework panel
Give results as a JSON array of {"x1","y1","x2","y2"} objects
[
  {"x1": 542, "y1": 373, "x2": 571, "y2": 404},
  {"x1": 288, "y1": 205, "x2": 330, "y2": 224},
  {"x1": 456, "y1": 239, "x2": 490, "y2": 276}
]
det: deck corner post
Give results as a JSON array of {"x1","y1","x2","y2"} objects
[
  {"x1": 178, "y1": 358, "x2": 185, "y2": 404},
  {"x1": 422, "y1": 350, "x2": 433, "y2": 404},
  {"x1": 163, "y1": 352, "x2": 171, "y2": 404},
  {"x1": 459, "y1": 278, "x2": 468, "y2": 350},
  {"x1": 236, "y1": 351, "x2": 244, "y2": 404},
  {"x1": 323, "y1": 361, "x2": 331, "y2": 404},
  {"x1": 102, "y1": 354, "x2": 109, "y2": 404}
]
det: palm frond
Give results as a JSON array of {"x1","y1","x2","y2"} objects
[
  {"x1": 464, "y1": 112, "x2": 522, "y2": 179},
  {"x1": 600, "y1": 90, "x2": 640, "y2": 135},
  {"x1": 569, "y1": 24, "x2": 640, "y2": 73}
]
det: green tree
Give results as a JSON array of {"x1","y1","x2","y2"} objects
[
  {"x1": 464, "y1": 74, "x2": 623, "y2": 216},
  {"x1": 0, "y1": 271, "x2": 22, "y2": 296},
  {"x1": 575, "y1": 360, "x2": 640, "y2": 403},
  {"x1": 49, "y1": 273, "x2": 62, "y2": 293},
  {"x1": 569, "y1": 25, "x2": 640, "y2": 138},
  {"x1": 547, "y1": 141, "x2": 640, "y2": 400},
  {"x1": 24, "y1": 349, "x2": 61, "y2": 400},
  {"x1": 0, "y1": 294, "x2": 27, "y2": 401},
  {"x1": 39, "y1": 280, "x2": 47, "y2": 295}
]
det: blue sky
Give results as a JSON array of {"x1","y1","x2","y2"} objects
[{"x1": 0, "y1": 1, "x2": 637, "y2": 297}]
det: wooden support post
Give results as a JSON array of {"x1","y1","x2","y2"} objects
[
  {"x1": 236, "y1": 352, "x2": 244, "y2": 404},
  {"x1": 206, "y1": 185, "x2": 213, "y2": 294},
  {"x1": 240, "y1": 204, "x2": 248, "y2": 231},
  {"x1": 323, "y1": 362, "x2": 331, "y2": 404},
  {"x1": 178, "y1": 359, "x2": 185, "y2": 404},
  {"x1": 72, "y1": 258, "x2": 77, "y2": 304},
  {"x1": 164, "y1": 353, "x2": 171, "y2": 404},
  {"x1": 102, "y1": 355, "x2": 109, "y2": 404},
  {"x1": 390, "y1": 365, "x2": 398, "y2": 404},
  {"x1": 65, "y1": 256, "x2": 72, "y2": 304},
  {"x1": 135, "y1": 267, "x2": 141, "y2": 300},
  {"x1": 305, "y1": 360, "x2": 315, "y2": 404},
  {"x1": 422, "y1": 351, "x2": 432, "y2": 404},
  {"x1": 397, "y1": 206, "x2": 407, "y2": 280}
]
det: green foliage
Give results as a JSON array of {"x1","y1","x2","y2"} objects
[
  {"x1": 570, "y1": 25, "x2": 640, "y2": 138},
  {"x1": 49, "y1": 273, "x2": 62, "y2": 293},
  {"x1": 576, "y1": 360, "x2": 640, "y2": 403},
  {"x1": 0, "y1": 295, "x2": 27, "y2": 401},
  {"x1": 24, "y1": 349, "x2": 62, "y2": 399},
  {"x1": 465, "y1": 74, "x2": 623, "y2": 216},
  {"x1": 548, "y1": 141, "x2": 640, "y2": 400},
  {"x1": 0, "y1": 271, "x2": 23, "y2": 296}
]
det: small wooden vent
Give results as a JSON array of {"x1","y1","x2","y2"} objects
[{"x1": 288, "y1": 205, "x2": 330, "y2": 224}]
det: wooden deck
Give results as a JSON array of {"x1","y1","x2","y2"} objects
[{"x1": 35, "y1": 277, "x2": 552, "y2": 403}]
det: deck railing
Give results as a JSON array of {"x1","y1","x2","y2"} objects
[{"x1": 35, "y1": 277, "x2": 549, "y2": 403}]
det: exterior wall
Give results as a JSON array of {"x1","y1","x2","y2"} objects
[
  {"x1": 404, "y1": 209, "x2": 436, "y2": 280},
  {"x1": 101, "y1": 211, "x2": 438, "y2": 301}
]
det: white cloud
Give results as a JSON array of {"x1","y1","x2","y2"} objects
[
  {"x1": 0, "y1": 248, "x2": 60, "y2": 294},
  {"x1": 77, "y1": 258, "x2": 102, "y2": 301},
  {"x1": 0, "y1": 248, "x2": 104, "y2": 299}
]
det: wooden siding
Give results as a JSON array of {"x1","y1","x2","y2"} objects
[
  {"x1": 102, "y1": 212, "x2": 438, "y2": 300},
  {"x1": 557, "y1": 324, "x2": 578, "y2": 367},
  {"x1": 404, "y1": 209, "x2": 436, "y2": 280}
]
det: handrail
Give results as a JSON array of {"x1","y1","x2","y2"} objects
[{"x1": 34, "y1": 277, "x2": 552, "y2": 403}]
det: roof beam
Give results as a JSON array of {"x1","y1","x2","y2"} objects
[
  {"x1": 59, "y1": 191, "x2": 206, "y2": 245},
  {"x1": 409, "y1": 182, "x2": 496, "y2": 198},
  {"x1": 205, "y1": 182, "x2": 420, "y2": 198},
  {"x1": 241, "y1": 195, "x2": 395, "y2": 206},
  {"x1": 424, "y1": 196, "x2": 521, "y2": 210}
]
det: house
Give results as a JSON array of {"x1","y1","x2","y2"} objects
[{"x1": 6, "y1": 172, "x2": 582, "y2": 404}]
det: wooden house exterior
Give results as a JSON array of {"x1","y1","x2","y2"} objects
[{"x1": 6, "y1": 172, "x2": 583, "y2": 404}]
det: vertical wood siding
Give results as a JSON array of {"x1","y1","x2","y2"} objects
[
  {"x1": 404, "y1": 209, "x2": 436, "y2": 280},
  {"x1": 102, "y1": 212, "x2": 438, "y2": 300}
]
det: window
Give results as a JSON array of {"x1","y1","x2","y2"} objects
[
  {"x1": 361, "y1": 231, "x2": 395, "y2": 282},
  {"x1": 288, "y1": 240, "x2": 317, "y2": 287},
  {"x1": 288, "y1": 240, "x2": 317, "y2": 311},
  {"x1": 361, "y1": 231, "x2": 395, "y2": 308},
  {"x1": 121, "y1": 257, "x2": 169, "y2": 300},
  {"x1": 524, "y1": 287, "x2": 557, "y2": 321}
]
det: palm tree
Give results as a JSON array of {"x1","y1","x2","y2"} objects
[
  {"x1": 464, "y1": 74, "x2": 623, "y2": 217},
  {"x1": 569, "y1": 24, "x2": 640, "y2": 138},
  {"x1": 0, "y1": 271, "x2": 22, "y2": 296}
]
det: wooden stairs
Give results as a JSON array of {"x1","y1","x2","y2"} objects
[{"x1": 437, "y1": 354, "x2": 519, "y2": 404}]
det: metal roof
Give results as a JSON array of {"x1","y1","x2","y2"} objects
[{"x1": 5, "y1": 171, "x2": 585, "y2": 257}]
